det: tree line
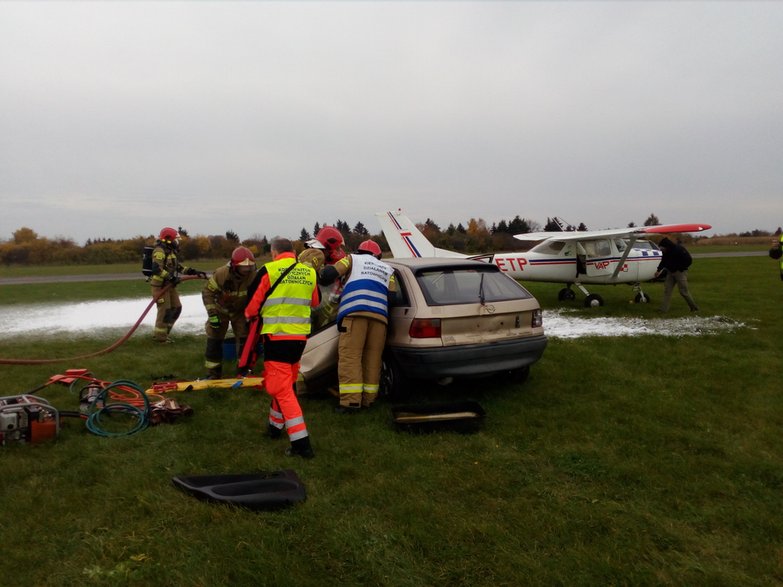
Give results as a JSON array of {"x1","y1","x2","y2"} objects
[{"x1": 2, "y1": 214, "x2": 779, "y2": 266}]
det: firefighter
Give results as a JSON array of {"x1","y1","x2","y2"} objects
[
  {"x1": 319, "y1": 239, "x2": 396, "y2": 413},
  {"x1": 769, "y1": 234, "x2": 783, "y2": 280},
  {"x1": 201, "y1": 246, "x2": 258, "y2": 379},
  {"x1": 148, "y1": 227, "x2": 206, "y2": 343},
  {"x1": 304, "y1": 225, "x2": 346, "y2": 329},
  {"x1": 244, "y1": 237, "x2": 320, "y2": 459}
]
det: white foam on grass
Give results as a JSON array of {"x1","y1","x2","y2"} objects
[{"x1": 0, "y1": 296, "x2": 748, "y2": 340}]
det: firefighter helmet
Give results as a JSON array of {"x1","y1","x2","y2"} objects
[
  {"x1": 159, "y1": 227, "x2": 180, "y2": 242},
  {"x1": 230, "y1": 246, "x2": 256, "y2": 268},
  {"x1": 314, "y1": 226, "x2": 344, "y2": 251},
  {"x1": 357, "y1": 239, "x2": 382, "y2": 259}
]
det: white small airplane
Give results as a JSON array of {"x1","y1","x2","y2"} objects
[{"x1": 377, "y1": 209, "x2": 712, "y2": 307}]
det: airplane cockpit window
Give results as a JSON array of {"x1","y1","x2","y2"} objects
[
  {"x1": 614, "y1": 239, "x2": 627, "y2": 253},
  {"x1": 536, "y1": 240, "x2": 565, "y2": 255},
  {"x1": 593, "y1": 239, "x2": 611, "y2": 257}
]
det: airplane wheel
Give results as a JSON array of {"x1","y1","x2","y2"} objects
[
  {"x1": 584, "y1": 294, "x2": 604, "y2": 308},
  {"x1": 635, "y1": 292, "x2": 651, "y2": 304},
  {"x1": 558, "y1": 288, "x2": 576, "y2": 301}
]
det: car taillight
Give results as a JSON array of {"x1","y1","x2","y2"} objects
[
  {"x1": 532, "y1": 309, "x2": 543, "y2": 328},
  {"x1": 409, "y1": 318, "x2": 441, "y2": 338}
]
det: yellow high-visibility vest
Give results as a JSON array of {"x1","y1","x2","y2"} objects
[{"x1": 260, "y1": 259, "x2": 317, "y2": 336}]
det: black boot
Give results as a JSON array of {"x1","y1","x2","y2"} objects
[
  {"x1": 286, "y1": 437, "x2": 314, "y2": 459},
  {"x1": 268, "y1": 424, "x2": 282, "y2": 440},
  {"x1": 205, "y1": 366, "x2": 223, "y2": 380}
]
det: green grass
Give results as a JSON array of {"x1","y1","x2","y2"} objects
[{"x1": 1, "y1": 256, "x2": 782, "y2": 586}]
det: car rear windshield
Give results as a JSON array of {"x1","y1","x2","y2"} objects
[{"x1": 415, "y1": 267, "x2": 532, "y2": 306}]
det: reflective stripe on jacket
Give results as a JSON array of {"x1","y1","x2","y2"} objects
[
  {"x1": 260, "y1": 258, "x2": 317, "y2": 337},
  {"x1": 337, "y1": 254, "x2": 394, "y2": 324}
]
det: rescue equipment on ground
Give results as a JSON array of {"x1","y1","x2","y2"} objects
[
  {"x1": 146, "y1": 376, "x2": 264, "y2": 395},
  {"x1": 172, "y1": 469, "x2": 306, "y2": 510},
  {"x1": 0, "y1": 395, "x2": 59, "y2": 445},
  {"x1": 392, "y1": 401, "x2": 486, "y2": 434}
]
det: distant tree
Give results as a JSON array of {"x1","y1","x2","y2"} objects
[
  {"x1": 446, "y1": 223, "x2": 457, "y2": 236},
  {"x1": 299, "y1": 228, "x2": 310, "y2": 241},
  {"x1": 13, "y1": 227, "x2": 38, "y2": 244},
  {"x1": 313, "y1": 222, "x2": 321, "y2": 237},
  {"x1": 543, "y1": 218, "x2": 560, "y2": 231},
  {"x1": 424, "y1": 218, "x2": 440, "y2": 233},
  {"x1": 225, "y1": 230, "x2": 239, "y2": 243},
  {"x1": 456, "y1": 223, "x2": 466, "y2": 234},
  {"x1": 644, "y1": 214, "x2": 660, "y2": 226},
  {"x1": 577, "y1": 222, "x2": 588, "y2": 231},
  {"x1": 178, "y1": 226, "x2": 190, "y2": 238},
  {"x1": 494, "y1": 220, "x2": 507, "y2": 234},
  {"x1": 508, "y1": 215, "x2": 530, "y2": 235},
  {"x1": 775, "y1": 227, "x2": 782, "y2": 236},
  {"x1": 353, "y1": 221, "x2": 368, "y2": 236},
  {"x1": 627, "y1": 221, "x2": 636, "y2": 228}
]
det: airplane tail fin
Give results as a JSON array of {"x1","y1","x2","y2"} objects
[{"x1": 376, "y1": 210, "x2": 467, "y2": 259}]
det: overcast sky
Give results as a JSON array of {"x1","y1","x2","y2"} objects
[{"x1": 1, "y1": 1, "x2": 781, "y2": 245}]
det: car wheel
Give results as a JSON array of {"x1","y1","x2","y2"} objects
[
  {"x1": 558, "y1": 288, "x2": 576, "y2": 301},
  {"x1": 508, "y1": 365, "x2": 530, "y2": 384},
  {"x1": 380, "y1": 354, "x2": 411, "y2": 400},
  {"x1": 584, "y1": 294, "x2": 604, "y2": 308}
]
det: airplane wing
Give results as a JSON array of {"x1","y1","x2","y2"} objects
[
  {"x1": 376, "y1": 210, "x2": 468, "y2": 259},
  {"x1": 514, "y1": 223, "x2": 712, "y2": 242}
]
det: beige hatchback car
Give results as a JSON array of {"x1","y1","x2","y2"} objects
[{"x1": 297, "y1": 257, "x2": 547, "y2": 397}]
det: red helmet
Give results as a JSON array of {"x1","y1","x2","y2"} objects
[
  {"x1": 159, "y1": 227, "x2": 179, "y2": 242},
  {"x1": 357, "y1": 239, "x2": 382, "y2": 259},
  {"x1": 158, "y1": 226, "x2": 179, "y2": 243},
  {"x1": 314, "y1": 226, "x2": 344, "y2": 251},
  {"x1": 230, "y1": 246, "x2": 255, "y2": 269}
]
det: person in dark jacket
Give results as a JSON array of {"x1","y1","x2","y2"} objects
[{"x1": 655, "y1": 237, "x2": 699, "y2": 313}]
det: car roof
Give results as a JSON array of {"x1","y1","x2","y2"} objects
[{"x1": 386, "y1": 257, "x2": 500, "y2": 273}]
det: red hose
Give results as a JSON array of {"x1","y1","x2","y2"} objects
[{"x1": 0, "y1": 276, "x2": 203, "y2": 365}]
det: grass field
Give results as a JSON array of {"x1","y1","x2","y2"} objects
[{"x1": 1, "y1": 254, "x2": 781, "y2": 586}]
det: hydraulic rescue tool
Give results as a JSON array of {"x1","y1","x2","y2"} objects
[{"x1": 0, "y1": 395, "x2": 59, "y2": 445}]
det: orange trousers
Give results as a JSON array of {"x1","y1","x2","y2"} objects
[{"x1": 264, "y1": 360, "x2": 308, "y2": 441}]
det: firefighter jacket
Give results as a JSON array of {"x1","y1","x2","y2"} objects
[
  {"x1": 244, "y1": 252, "x2": 319, "y2": 340},
  {"x1": 201, "y1": 264, "x2": 256, "y2": 318},
  {"x1": 337, "y1": 254, "x2": 395, "y2": 325},
  {"x1": 149, "y1": 243, "x2": 191, "y2": 287}
]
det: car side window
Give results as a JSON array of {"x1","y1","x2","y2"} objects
[{"x1": 388, "y1": 270, "x2": 409, "y2": 307}]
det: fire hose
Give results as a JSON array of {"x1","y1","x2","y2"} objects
[{"x1": 0, "y1": 276, "x2": 204, "y2": 365}]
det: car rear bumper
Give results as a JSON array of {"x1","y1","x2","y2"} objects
[{"x1": 389, "y1": 334, "x2": 548, "y2": 380}]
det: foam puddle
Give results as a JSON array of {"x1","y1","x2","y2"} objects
[{"x1": 0, "y1": 296, "x2": 748, "y2": 340}]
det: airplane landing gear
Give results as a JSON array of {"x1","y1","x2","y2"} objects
[
  {"x1": 557, "y1": 287, "x2": 576, "y2": 301},
  {"x1": 634, "y1": 292, "x2": 651, "y2": 304},
  {"x1": 584, "y1": 294, "x2": 604, "y2": 308},
  {"x1": 632, "y1": 283, "x2": 650, "y2": 304}
]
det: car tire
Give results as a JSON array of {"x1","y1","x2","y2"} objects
[
  {"x1": 508, "y1": 365, "x2": 530, "y2": 384},
  {"x1": 380, "y1": 354, "x2": 411, "y2": 400}
]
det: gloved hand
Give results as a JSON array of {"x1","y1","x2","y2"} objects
[
  {"x1": 184, "y1": 267, "x2": 198, "y2": 276},
  {"x1": 167, "y1": 275, "x2": 180, "y2": 286},
  {"x1": 197, "y1": 271, "x2": 208, "y2": 279},
  {"x1": 208, "y1": 315, "x2": 221, "y2": 330}
]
